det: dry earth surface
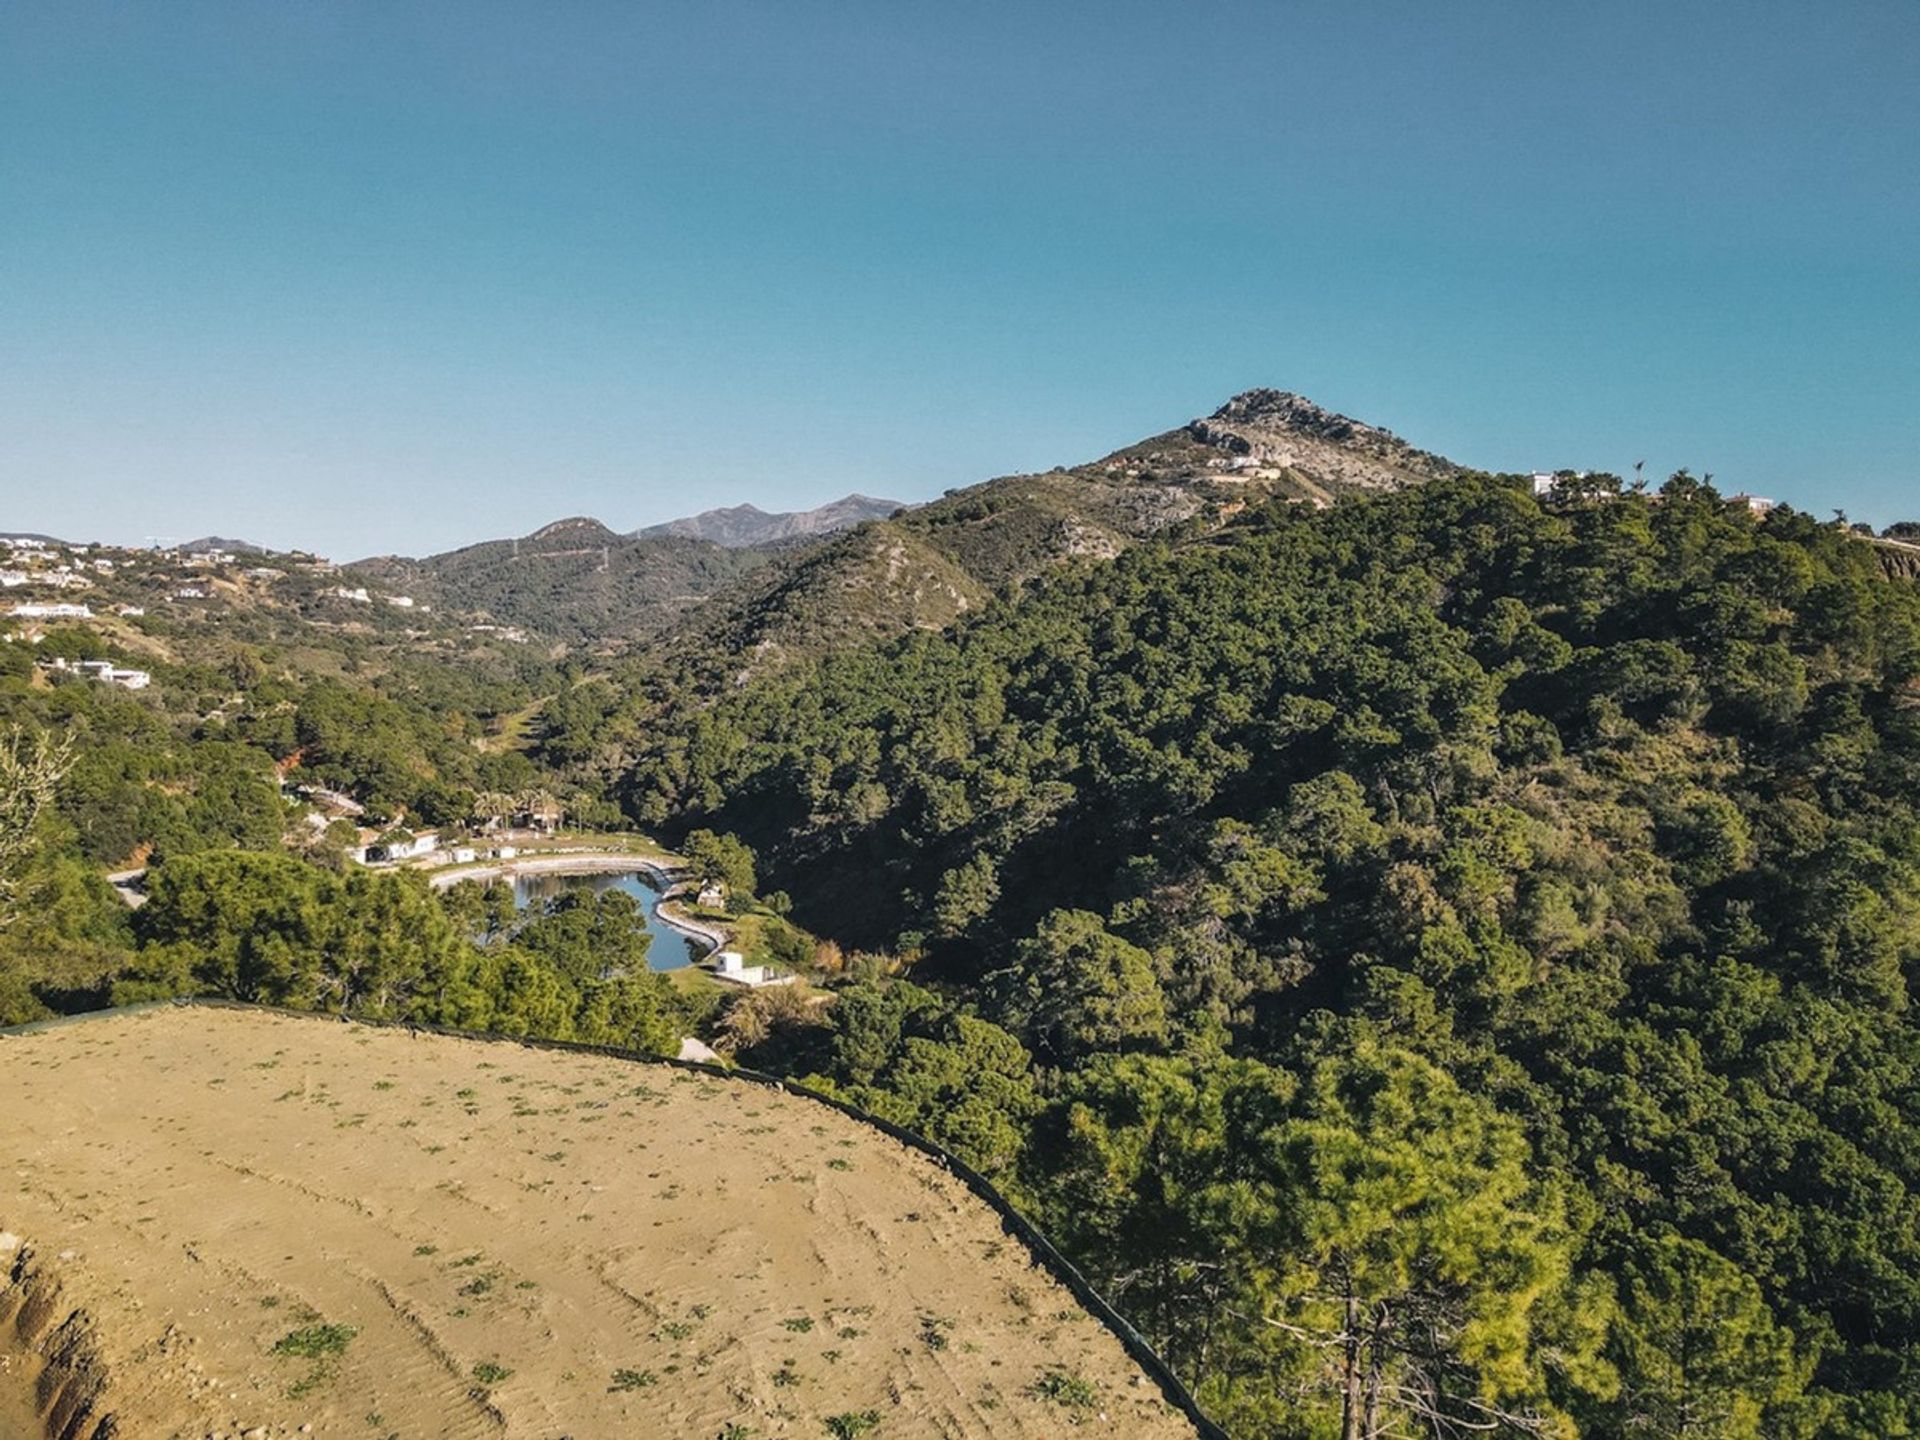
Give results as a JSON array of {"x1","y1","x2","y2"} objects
[{"x1": 0, "y1": 1007, "x2": 1199, "y2": 1440}]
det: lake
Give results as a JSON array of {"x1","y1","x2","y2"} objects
[{"x1": 509, "y1": 869, "x2": 706, "y2": 971}]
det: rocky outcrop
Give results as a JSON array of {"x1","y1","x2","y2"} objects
[
  {"x1": 1872, "y1": 537, "x2": 1920, "y2": 583},
  {"x1": 1184, "y1": 389, "x2": 1463, "y2": 492}
]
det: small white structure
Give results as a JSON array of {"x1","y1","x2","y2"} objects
[
  {"x1": 40, "y1": 657, "x2": 151, "y2": 689},
  {"x1": 365, "y1": 830, "x2": 440, "y2": 863},
  {"x1": 1729, "y1": 493, "x2": 1777, "y2": 515},
  {"x1": 0, "y1": 571, "x2": 28, "y2": 588},
  {"x1": 10, "y1": 602, "x2": 91, "y2": 619},
  {"x1": 448, "y1": 846, "x2": 478, "y2": 864},
  {"x1": 697, "y1": 882, "x2": 727, "y2": 909},
  {"x1": 385, "y1": 594, "x2": 416, "y2": 608},
  {"x1": 328, "y1": 586, "x2": 372, "y2": 604},
  {"x1": 170, "y1": 586, "x2": 207, "y2": 600},
  {"x1": 711, "y1": 950, "x2": 796, "y2": 989},
  {"x1": 487, "y1": 844, "x2": 519, "y2": 860},
  {"x1": 115, "y1": 604, "x2": 146, "y2": 617}
]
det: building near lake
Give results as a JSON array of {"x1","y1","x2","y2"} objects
[{"x1": 711, "y1": 950, "x2": 796, "y2": 988}]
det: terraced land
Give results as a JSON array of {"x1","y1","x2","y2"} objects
[{"x1": 0, "y1": 1007, "x2": 1197, "y2": 1439}]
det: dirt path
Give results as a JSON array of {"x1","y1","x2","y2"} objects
[{"x1": 0, "y1": 1008, "x2": 1199, "y2": 1439}]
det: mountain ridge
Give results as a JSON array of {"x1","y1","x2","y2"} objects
[
  {"x1": 636, "y1": 493, "x2": 905, "y2": 547},
  {"x1": 346, "y1": 390, "x2": 1470, "y2": 649}
]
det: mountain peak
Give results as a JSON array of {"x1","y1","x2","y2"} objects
[
  {"x1": 1183, "y1": 389, "x2": 1459, "y2": 489},
  {"x1": 527, "y1": 516, "x2": 621, "y2": 546},
  {"x1": 637, "y1": 494, "x2": 906, "y2": 548},
  {"x1": 1208, "y1": 389, "x2": 1359, "y2": 439}
]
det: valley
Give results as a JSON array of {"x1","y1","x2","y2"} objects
[{"x1": 3, "y1": 391, "x2": 1918, "y2": 1439}]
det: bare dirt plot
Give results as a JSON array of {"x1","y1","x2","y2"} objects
[{"x1": 0, "y1": 1007, "x2": 1198, "y2": 1439}]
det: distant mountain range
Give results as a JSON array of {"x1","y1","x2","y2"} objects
[
  {"x1": 345, "y1": 391, "x2": 1474, "y2": 650},
  {"x1": 178, "y1": 535, "x2": 270, "y2": 555},
  {"x1": 635, "y1": 494, "x2": 905, "y2": 547}
]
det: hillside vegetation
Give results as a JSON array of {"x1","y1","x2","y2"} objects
[
  {"x1": 5, "y1": 394, "x2": 1919, "y2": 1440},
  {"x1": 619, "y1": 472, "x2": 1920, "y2": 1437},
  {"x1": 669, "y1": 390, "x2": 1462, "y2": 673},
  {"x1": 354, "y1": 516, "x2": 777, "y2": 645}
]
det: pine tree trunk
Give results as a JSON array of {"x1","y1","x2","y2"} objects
[{"x1": 1342, "y1": 1294, "x2": 1362, "y2": 1440}]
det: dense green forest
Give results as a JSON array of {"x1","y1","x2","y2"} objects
[
  {"x1": 0, "y1": 584, "x2": 686, "y2": 1038},
  {"x1": 618, "y1": 475, "x2": 1920, "y2": 1437},
  {"x1": 4, "y1": 474, "x2": 1919, "y2": 1438}
]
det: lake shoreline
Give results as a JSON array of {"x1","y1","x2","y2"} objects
[{"x1": 425, "y1": 852, "x2": 727, "y2": 962}]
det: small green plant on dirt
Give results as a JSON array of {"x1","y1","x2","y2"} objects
[
  {"x1": 272, "y1": 1322, "x2": 358, "y2": 1400},
  {"x1": 1029, "y1": 1369, "x2": 1098, "y2": 1412},
  {"x1": 772, "y1": 1363, "x2": 801, "y2": 1387},
  {"x1": 918, "y1": 1314, "x2": 951, "y2": 1351},
  {"x1": 824, "y1": 1412, "x2": 880, "y2": 1439},
  {"x1": 609, "y1": 1367, "x2": 657, "y2": 1391},
  {"x1": 472, "y1": 1360, "x2": 512, "y2": 1386},
  {"x1": 272, "y1": 1323, "x2": 357, "y2": 1359},
  {"x1": 782, "y1": 1316, "x2": 814, "y2": 1333}
]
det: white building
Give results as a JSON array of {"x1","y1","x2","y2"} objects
[
  {"x1": 365, "y1": 830, "x2": 441, "y2": 863},
  {"x1": 0, "y1": 572, "x2": 28, "y2": 588},
  {"x1": 10, "y1": 602, "x2": 91, "y2": 620},
  {"x1": 328, "y1": 586, "x2": 372, "y2": 604},
  {"x1": 711, "y1": 950, "x2": 796, "y2": 989},
  {"x1": 40, "y1": 657, "x2": 151, "y2": 689},
  {"x1": 384, "y1": 594, "x2": 416, "y2": 609}
]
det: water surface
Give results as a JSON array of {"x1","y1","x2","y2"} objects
[{"x1": 509, "y1": 868, "x2": 704, "y2": 971}]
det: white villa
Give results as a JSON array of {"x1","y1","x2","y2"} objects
[
  {"x1": 711, "y1": 951, "x2": 796, "y2": 989},
  {"x1": 10, "y1": 602, "x2": 91, "y2": 620},
  {"x1": 39, "y1": 657, "x2": 151, "y2": 689}
]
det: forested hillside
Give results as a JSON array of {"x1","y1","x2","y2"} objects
[
  {"x1": 668, "y1": 389, "x2": 1465, "y2": 674},
  {"x1": 354, "y1": 515, "x2": 776, "y2": 644},
  {"x1": 621, "y1": 473, "x2": 1920, "y2": 1437}
]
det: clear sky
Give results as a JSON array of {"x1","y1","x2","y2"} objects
[{"x1": 2, "y1": 1, "x2": 1915, "y2": 558}]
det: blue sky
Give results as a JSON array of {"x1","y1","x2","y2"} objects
[{"x1": 2, "y1": 1, "x2": 1915, "y2": 557}]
